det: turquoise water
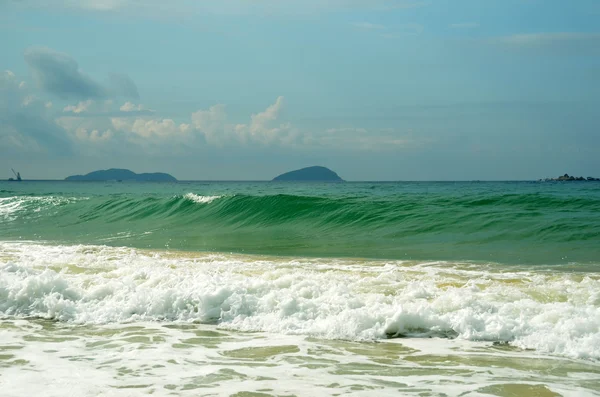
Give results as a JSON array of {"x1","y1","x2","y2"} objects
[
  {"x1": 1, "y1": 181, "x2": 600, "y2": 396},
  {"x1": 1, "y1": 181, "x2": 599, "y2": 265}
]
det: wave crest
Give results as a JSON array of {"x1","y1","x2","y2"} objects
[{"x1": 183, "y1": 193, "x2": 222, "y2": 204}]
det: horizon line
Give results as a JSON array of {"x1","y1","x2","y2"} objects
[{"x1": 0, "y1": 178, "x2": 562, "y2": 183}]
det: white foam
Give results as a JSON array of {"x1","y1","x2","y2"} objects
[
  {"x1": 0, "y1": 241, "x2": 599, "y2": 362},
  {"x1": 183, "y1": 193, "x2": 222, "y2": 204},
  {"x1": 3, "y1": 321, "x2": 597, "y2": 397}
]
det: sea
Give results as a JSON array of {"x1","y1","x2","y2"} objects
[{"x1": 1, "y1": 180, "x2": 599, "y2": 397}]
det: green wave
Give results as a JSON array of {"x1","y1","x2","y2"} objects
[{"x1": 1, "y1": 190, "x2": 600, "y2": 265}]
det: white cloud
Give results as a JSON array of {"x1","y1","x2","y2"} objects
[
  {"x1": 74, "y1": 127, "x2": 114, "y2": 142},
  {"x1": 111, "y1": 117, "x2": 192, "y2": 141},
  {"x1": 65, "y1": 97, "x2": 291, "y2": 148},
  {"x1": 120, "y1": 101, "x2": 138, "y2": 112},
  {"x1": 4, "y1": 69, "x2": 420, "y2": 154},
  {"x1": 119, "y1": 101, "x2": 152, "y2": 112},
  {"x1": 191, "y1": 96, "x2": 295, "y2": 146},
  {"x1": 238, "y1": 96, "x2": 294, "y2": 144},
  {"x1": 234, "y1": 96, "x2": 295, "y2": 145},
  {"x1": 63, "y1": 100, "x2": 94, "y2": 114},
  {"x1": 191, "y1": 104, "x2": 229, "y2": 145},
  {"x1": 56, "y1": 116, "x2": 117, "y2": 146}
]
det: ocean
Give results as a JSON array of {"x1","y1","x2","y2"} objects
[{"x1": 1, "y1": 180, "x2": 599, "y2": 396}]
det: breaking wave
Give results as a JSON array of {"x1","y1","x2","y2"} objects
[
  {"x1": 1, "y1": 242, "x2": 599, "y2": 361},
  {"x1": 1, "y1": 189, "x2": 599, "y2": 263}
]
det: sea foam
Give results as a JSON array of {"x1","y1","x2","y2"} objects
[
  {"x1": 0, "y1": 241, "x2": 599, "y2": 361},
  {"x1": 183, "y1": 193, "x2": 222, "y2": 204}
]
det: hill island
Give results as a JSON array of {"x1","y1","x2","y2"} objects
[
  {"x1": 65, "y1": 168, "x2": 177, "y2": 182},
  {"x1": 272, "y1": 166, "x2": 344, "y2": 182}
]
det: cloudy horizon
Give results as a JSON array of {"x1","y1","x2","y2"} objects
[{"x1": 1, "y1": 0, "x2": 599, "y2": 181}]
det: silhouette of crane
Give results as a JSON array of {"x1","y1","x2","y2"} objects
[{"x1": 9, "y1": 168, "x2": 22, "y2": 181}]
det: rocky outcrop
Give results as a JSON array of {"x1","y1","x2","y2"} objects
[{"x1": 541, "y1": 174, "x2": 599, "y2": 182}]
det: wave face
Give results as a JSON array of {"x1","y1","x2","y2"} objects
[{"x1": 1, "y1": 181, "x2": 600, "y2": 264}]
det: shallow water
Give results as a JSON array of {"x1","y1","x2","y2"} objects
[
  {"x1": 2, "y1": 319, "x2": 599, "y2": 397},
  {"x1": 1, "y1": 181, "x2": 599, "y2": 396}
]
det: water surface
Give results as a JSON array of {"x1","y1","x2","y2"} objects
[{"x1": 1, "y1": 181, "x2": 599, "y2": 396}]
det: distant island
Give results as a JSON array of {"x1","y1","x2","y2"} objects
[
  {"x1": 541, "y1": 174, "x2": 600, "y2": 182},
  {"x1": 272, "y1": 166, "x2": 344, "y2": 182},
  {"x1": 65, "y1": 168, "x2": 177, "y2": 182}
]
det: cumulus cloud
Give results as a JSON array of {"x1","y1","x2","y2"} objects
[
  {"x1": 120, "y1": 101, "x2": 151, "y2": 112},
  {"x1": 86, "y1": 97, "x2": 296, "y2": 147},
  {"x1": 55, "y1": 115, "x2": 115, "y2": 143},
  {"x1": 191, "y1": 104, "x2": 229, "y2": 144},
  {"x1": 75, "y1": 128, "x2": 114, "y2": 142},
  {"x1": 3, "y1": 70, "x2": 414, "y2": 155},
  {"x1": 190, "y1": 96, "x2": 295, "y2": 146},
  {"x1": 63, "y1": 100, "x2": 94, "y2": 114},
  {"x1": 24, "y1": 47, "x2": 108, "y2": 99},
  {"x1": 111, "y1": 117, "x2": 192, "y2": 140},
  {"x1": 237, "y1": 96, "x2": 294, "y2": 144}
]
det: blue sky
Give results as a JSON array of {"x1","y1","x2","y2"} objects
[{"x1": 1, "y1": 0, "x2": 599, "y2": 180}]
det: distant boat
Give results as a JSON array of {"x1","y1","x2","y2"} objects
[{"x1": 8, "y1": 168, "x2": 22, "y2": 182}]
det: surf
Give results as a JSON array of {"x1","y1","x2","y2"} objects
[{"x1": 1, "y1": 241, "x2": 599, "y2": 361}]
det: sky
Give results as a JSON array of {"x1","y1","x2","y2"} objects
[{"x1": 1, "y1": 0, "x2": 599, "y2": 181}]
